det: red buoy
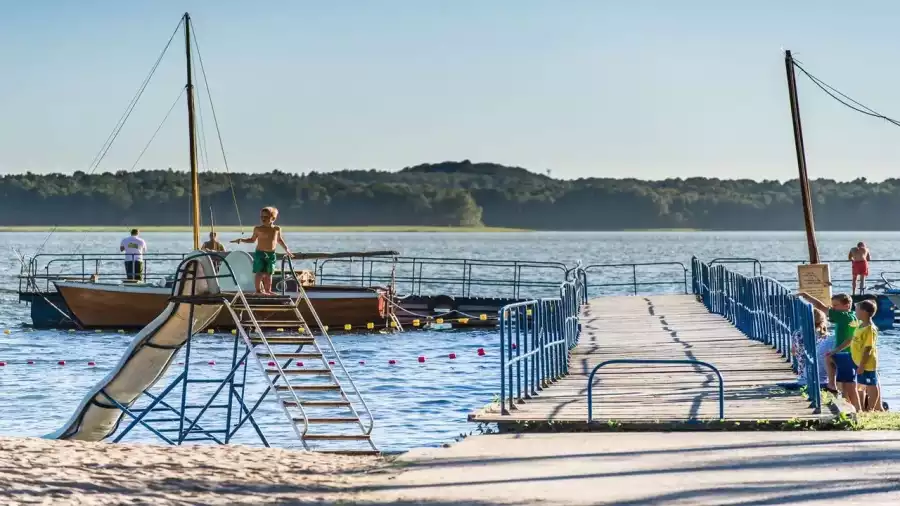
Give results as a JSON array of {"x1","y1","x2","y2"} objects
[
  {"x1": 27, "y1": 360, "x2": 35, "y2": 365},
  {"x1": 477, "y1": 348, "x2": 486, "y2": 356},
  {"x1": 448, "y1": 353, "x2": 457, "y2": 359},
  {"x1": 359, "y1": 360, "x2": 366, "y2": 365},
  {"x1": 208, "y1": 360, "x2": 216, "y2": 366},
  {"x1": 58, "y1": 360, "x2": 66, "y2": 366},
  {"x1": 388, "y1": 359, "x2": 397, "y2": 365},
  {"x1": 0, "y1": 361, "x2": 6, "y2": 367},
  {"x1": 268, "y1": 361, "x2": 276, "y2": 366},
  {"x1": 511, "y1": 343, "x2": 518, "y2": 350},
  {"x1": 328, "y1": 360, "x2": 335, "y2": 365},
  {"x1": 87, "y1": 361, "x2": 96, "y2": 366},
  {"x1": 296, "y1": 361, "x2": 304, "y2": 367},
  {"x1": 418, "y1": 356, "x2": 426, "y2": 363}
]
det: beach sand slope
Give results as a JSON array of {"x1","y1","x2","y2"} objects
[{"x1": 0, "y1": 437, "x2": 383, "y2": 505}]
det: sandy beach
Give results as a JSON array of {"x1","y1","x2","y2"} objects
[{"x1": 0, "y1": 437, "x2": 384, "y2": 505}]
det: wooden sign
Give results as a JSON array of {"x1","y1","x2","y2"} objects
[{"x1": 798, "y1": 263, "x2": 832, "y2": 302}]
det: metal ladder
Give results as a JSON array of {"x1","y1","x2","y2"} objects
[{"x1": 220, "y1": 256, "x2": 377, "y2": 455}]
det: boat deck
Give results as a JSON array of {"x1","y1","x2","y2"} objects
[{"x1": 470, "y1": 295, "x2": 825, "y2": 426}]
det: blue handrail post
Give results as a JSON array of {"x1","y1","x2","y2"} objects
[
  {"x1": 494, "y1": 267, "x2": 586, "y2": 417},
  {"x1": 587, "y1": 359, "x2": 725, "y2": 422},
  {"x1": 499, "y1": 306, "x2": 508, "y2": 415},
  {"x1": 692, "y1": 258, "x2": 821, "y2": 414}
]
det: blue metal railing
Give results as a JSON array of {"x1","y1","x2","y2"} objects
[
  {"x1": 692, "y1": 257, "x2": 822, "y2": 413},
  {"x1": 586, "y1": 359, "x2": 725, "y2": 422},
  {"x1": 498, "y1": 267, "x2": 586, "y2": 415}
]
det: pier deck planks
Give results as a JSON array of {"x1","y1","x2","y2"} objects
[{"x1": 470, "y1": 295, "x2": 823, "y2": 425}]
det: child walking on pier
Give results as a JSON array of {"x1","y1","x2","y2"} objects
[{"x1": 230, "y1": 206, "x2": 293, "y2": 295}]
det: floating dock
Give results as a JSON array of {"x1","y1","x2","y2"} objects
[{"x1": 471, "y1": 259, "x2": 829, "y2": 429}]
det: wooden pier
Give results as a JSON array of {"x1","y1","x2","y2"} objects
[{"x1": 470, "y1": 294, "x2": 826, "y2": 427}]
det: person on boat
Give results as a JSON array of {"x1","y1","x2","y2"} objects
[
  {"x1": 229, "y1": 207, "x2": 293, "y2": 295},
  {"x1": 119, "y1": 229, "x2": 147, "y2": 282},
  {"x1": 849, "y1": 242, "x2": 871, "y2": 295},
  {"x1": 201, "y1": 231, "x2": 227, "y2": 271},
  {"x1": 201, "y1": 232, "x2": 226, "y2": 253}
]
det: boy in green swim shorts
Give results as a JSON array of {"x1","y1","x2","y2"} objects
[{"x1": 230, "y1": 206, "x2": 293, "y2": 294}]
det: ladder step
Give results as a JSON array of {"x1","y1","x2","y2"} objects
[
  {"x1": 250, "y1": 338, "x2": 315, "y2": 345},
  {"x1": 294, "y1": 417, "x2": 361, "y2": 424},
  {"x1": 314, "y1": 449, "x2": 381, "y2": 456},
  {"x1": 266, "y1": 368, "x2": 332, "y2": 375},
  {"x1": 303, "y1": 434, "x2": 372, "y2": 440},
  {"x1": 275, "y1": 385, "x2": 341, "y2": 391},
  {"x1": 257, "y1": 352, "x2": 323, "y2": 359},
  {"x1": 244, "y1": 321, "x2": 305, "y2": 327},
  {"x1": 283, "y1": 400, "x2": 351, "y2": 407}
]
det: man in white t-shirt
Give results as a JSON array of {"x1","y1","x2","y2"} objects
[{"x1": 119, "y1": 229, "x2": 148, "y2": 282}]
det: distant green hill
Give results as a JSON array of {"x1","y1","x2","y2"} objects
[{"x1": 0, "y1": 162, "x2": 893, "y2": 230}]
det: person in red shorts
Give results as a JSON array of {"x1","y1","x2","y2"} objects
[{"x1": 849, "y1": 242, "x2": 871, "y2": 295}]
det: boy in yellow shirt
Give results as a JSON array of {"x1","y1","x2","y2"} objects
[{"x1": 830, "y1": 299, "x2": 882, "y2": 412}]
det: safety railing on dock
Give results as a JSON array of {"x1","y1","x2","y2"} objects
[
  {"x1": 582, "y1": 262, "x2": 689, "y2": 298},
  {"x1": 692, "y1": 257, "x2": 821, "y2": 412},
  {"x1": 315, "y1": 256, "x2": 569, "y2": 299},
  {"x1": 498, "y1": 267, "x2": 586, "y2": 415},
  {"x1": 709, "y1": 256, "x2": 900, "y2": 294},
  {"x1": 19, "y1": 252, "x2": 190, "y2": 292}
]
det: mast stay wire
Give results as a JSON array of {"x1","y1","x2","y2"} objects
[
  {"x1": 191, "y1": 48, "x2": 211, "y2": 235},
  {"x1": 71, "y1": 87, "x2": 188, "y2": 255},
  {"x1": 86, "y1": 18, "x2": 185, "y2": 176},
  {"x1": 128, "y1": 88, "x2": 188, "y2": 173},
  {"x1": 190, "y1": 18, "x2": 244, "y2": 235},
  {"x1": 38, "y1": 17, "x2": 184, "y2": 258},
  {"x1": 792, "y1": 60, "x2": 900, "y2": 128}
]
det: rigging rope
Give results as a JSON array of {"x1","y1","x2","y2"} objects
[
  {"x1": 128, "y1": 88, "x2": 187, "y2": 172},
  {"x1": 190, "y1": 18, "x2": 244, "y2": 234},
  {"x1": 86, "y1": 18, "x2": 184, "y2": 175},
  {"x1": 793, "y1": 61, "x2": 900, "y2": 128},
  {"x1": 39, "y1": 18, "x2": 184, "y2": 259}
]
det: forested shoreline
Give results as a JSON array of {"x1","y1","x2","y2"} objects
[{"x1": 0, "y1": 161, "x2": 892, "y2": 230}]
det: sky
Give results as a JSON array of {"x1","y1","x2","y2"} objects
[{"x1": 2, "y1": 0, "x2": 900, "y2": 181}]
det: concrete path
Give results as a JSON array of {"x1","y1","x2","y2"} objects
[{"x1": 360, "y1": 432, "x2": 900, "y2": 505}]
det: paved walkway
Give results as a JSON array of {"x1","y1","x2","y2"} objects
[
  {"x1": 362, "y1": 432, "x2": 900, "y2": 505},
  {"x1": 471, "y1": 295, "x2": 821, "y2": 425}
]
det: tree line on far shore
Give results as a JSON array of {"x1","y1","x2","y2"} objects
[{"x1": 0, "y1": 160, "x2": 892, "y2": 230}]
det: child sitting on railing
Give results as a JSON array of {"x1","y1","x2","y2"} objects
[{"x1": 792, "y1": 308, "x2": 830, "y2": 392}]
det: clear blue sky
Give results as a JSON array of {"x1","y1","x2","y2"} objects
[{"x1": 2, "y1": 0, "x2": 900, "y2": 181}]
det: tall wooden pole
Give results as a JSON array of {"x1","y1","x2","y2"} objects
[
  {"x1": 784, "y1": 50, "x2": 820, "y2": 264},
  {"x1": 185, "y1": 12, "x2": 201, "y2": 250}
]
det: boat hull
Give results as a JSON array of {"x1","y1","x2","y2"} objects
[{"x1": 54, "y1": 282, "x2": 387, "y2": 330}]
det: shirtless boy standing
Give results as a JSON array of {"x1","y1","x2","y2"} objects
[
  {"x1": 230, "y1": 207, "x2": 293, "y2": 294},
  {"x1": 849, "y1": 242, "x2": 871, "y2": 295}
]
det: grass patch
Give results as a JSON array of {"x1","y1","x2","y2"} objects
[
  {"x1": 0, "y1": 225, "x2": 531, "y2": 233},
  {"x1": 854, "y1": 412, "x2": 900, "y2": 430}
]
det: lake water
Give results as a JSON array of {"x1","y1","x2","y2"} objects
[{"x1": 0, "y1": 231, "x2": 898, "y2": 451}]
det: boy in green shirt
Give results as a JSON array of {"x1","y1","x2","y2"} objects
[
  {"x1": 831, "y1": 299, "x2": 883, "y2": 412},
  {"x1": 797, "y1": 292, "x2": 857, "y2": 398}
]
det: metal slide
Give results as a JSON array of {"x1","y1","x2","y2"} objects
[{"x1": 46, "y1": 254, "x2": 222, "y2": 441}]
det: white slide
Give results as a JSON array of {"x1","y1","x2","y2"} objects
[{"x1": 47, "y1": 253, "x2": 225, "y2": 441}]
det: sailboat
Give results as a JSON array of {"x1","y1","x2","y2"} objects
[{"x1": 20, "y1": 13, "x2": 396, "y2": 330}]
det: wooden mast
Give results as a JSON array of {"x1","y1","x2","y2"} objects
[
  {"x1": 784, "y1": 50, "x2": 820, "y2": 264},
  {"x1": 184, "y1": 12, "x2": 201, "y2": 250}
]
